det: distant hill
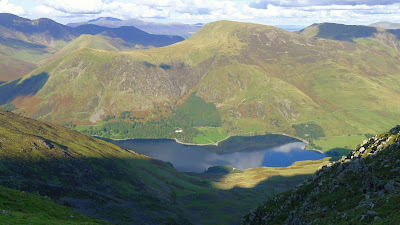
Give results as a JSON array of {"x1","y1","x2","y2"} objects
[
  {"x1": 370, "y1": 21, "x2": 400, "y2": 29},
  {"x1": 0, "y1": 13, "x2": 184, "y2": 82},
  {"x1": 243, "y1": 125, "x2": 400, "y2": 224},
  {"x1": 0, "y1": 13, "x2": 77, "y2": 82},
  {"x1": 299, "y1": 22, "x2": 400, "y2": 54},
  {"x1": 2, "y1": 20, "x2": 400, "y2": 149},
  {"x1": 300, "y1": 23, "x2": 378, "y2": 41},
  {"x1": 67, "y1": 17, "x2": 203, "y2": 38},
  {"x1": 74, "y1": 24, "x2": 184, "y2": 47}
]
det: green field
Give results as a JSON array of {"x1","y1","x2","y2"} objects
[
  {"x1": 193, "y1": 127, "x2": 229, "y2": 144},
  {"x1": 314, "y1": 135, "x2": 368, "y2": 152}
]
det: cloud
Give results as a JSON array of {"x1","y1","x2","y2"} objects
[
  {"x1": 249, "y1": 0, "x2": 400, "y2": 8},
  {"x1": 19, "y1": 0, "x2": 400, "y2": 26},
  {"x1": 0, "y1": 0, "x2": 25, "y2": 15},
  {"x1": 40, "y1": 0, "x2": 105, "y2": 14}
]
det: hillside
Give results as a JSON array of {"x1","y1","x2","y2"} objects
[
  {"x1": 299, "y1": 23, "x2": 400, "y2": 54},
  {"x1": 0, "y1": 13, "x2": 184, "y2": 81},
  {"x1": 75, "y1": 24, "x2": 184, "y2": 47},
  {"x1": 1, "y1": 20, "x2": 400, "y2": 150},
  {"x1": 0, "y1": 185, "x2": 104, "y2": 224},
  {"x1": 0, "y1": 109, "x2": 330, "y2": 224},
  {"x1": 370, "y1": 21, "x2": 400, "y2": 29},
  {"x1": 67, "y1": 17, "x2": 202, "y2": 38},
  {"x1": 0, "y1": 109, "x2": 204, "y2": 224},
  {"x1": 243, "y1": 125, "x2": 400, "y2": 224}
]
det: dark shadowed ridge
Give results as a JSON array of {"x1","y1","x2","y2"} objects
[{"x1": 300, "y1": 22, "x2": 379, "y2": 41}]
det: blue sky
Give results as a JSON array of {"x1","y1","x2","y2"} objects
[{"x1": 1, "y1": 0, "x2": 399, "y2": 26}]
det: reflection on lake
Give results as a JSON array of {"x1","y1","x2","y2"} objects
[{"x1": 107, "y1": 136, "x2": 326, "y2": 173}]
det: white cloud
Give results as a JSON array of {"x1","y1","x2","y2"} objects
[
  {"x1": 40, "y1": 0, "x2": 105, "y2": 14},
  {"x1": 10, "y1": 0, "x2": 400, "y2": 26},
  {"x1": 0, "y1": 0, "x2": 25, "y2": 15}
]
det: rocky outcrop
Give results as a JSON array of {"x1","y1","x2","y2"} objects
[{"x1": 243, "y1": 125, "x2": 400, "y2": 225}]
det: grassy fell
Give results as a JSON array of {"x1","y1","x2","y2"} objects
[{"x1": 2, "y1": 20, "x2": 400, "y2": 150}]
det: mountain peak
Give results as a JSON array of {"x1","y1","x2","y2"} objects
[{"x1": 88, "y1": 17, "x2": 122, "y2": 22}]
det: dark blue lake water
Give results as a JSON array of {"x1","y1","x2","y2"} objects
[{"x1": 107, "y1": 135, "x2": 326, "y2": 173}]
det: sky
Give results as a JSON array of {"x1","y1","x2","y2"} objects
[{"x1": 0, "y1": 0, "x2": 399, "y2": 26}]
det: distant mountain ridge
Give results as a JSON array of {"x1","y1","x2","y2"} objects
[
  {"x1": 299, "y1": 22, "x2": 400, "y2": 54},
  {"x1": 67, "y1": 17, "x2": 203, "y2": 38},
  {"x1": 0, "y1": 13, "x2": 184, "y2": 81},
  {"x1": 370, "y1": 21, "x2": 400, "y2": 29}
]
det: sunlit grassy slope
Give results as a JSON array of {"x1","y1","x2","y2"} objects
[
  {"x1": 0, "y1": 109, "x2": 330, "y2": 225},
  {"x1": 2, "y1": 21, "x2": 400, "y2": 149}
]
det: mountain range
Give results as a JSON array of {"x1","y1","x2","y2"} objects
[
  {"x1": 67, "y1": 17, "x2": 203, "y2": 38},
  {"x1": 1, "y1": 20, "x2": 400, "y2": 151},
  {"x1": 0, "y1": 13, "x2": 184, "y2": 82},
  {"x1": 1, "y1": 12, "x2": 400, "y2": 225}
]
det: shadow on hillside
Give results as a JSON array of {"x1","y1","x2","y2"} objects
[
  {"x1": 325, "y1": 148, "x2": 352, "y2": 162},
  {"x1": 0, "y1": 72, "x2": 49, "y2": 105},
  {"x1": 0, "y1": 153, "x2": 317, "y2": 225},
  {"x1": 180, "y1": 172, "x2": 314, "y2": 225}
]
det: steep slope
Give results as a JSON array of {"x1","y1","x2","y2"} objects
[
  {"x1": 67, "y1": 17, "x2": 202, "y2": 38},
  {"x1": 243, "y1": 125, "x2": 400, "y2": 224},
  {"x1": 0, "y1": 186, "x2": 104, "y2": 224},
  {"x1": 0, "y1": 109, "x2": 206, "y2": 224},
  {"x1": 2, "y1": 20, "x2": 400, "y2": 148},
  {"x1": 0, "y1": 13, "x2": 184, "y2": 81},
  {"x1": 370, "y1": 21, "x2": 400, "y2": 29}
]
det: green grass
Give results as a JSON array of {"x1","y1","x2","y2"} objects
[
  {"x1": 0, "y1": 109, "x2": 331, "y2": 225},
  {"x1": 243, "y1": 127, "x2": 400, "y2": 224},
  {"x1": 4, "y1": 20, "x2": 400, "y2": 160},
  {"x1": 194, "y1": 127, "x2": 229, "y2": 144},
  {"x1": 0, "y1": 186, "x2": 104, "y2": 225},
  {"x1": 314, "y1": 135, "x2": 367, "y2": 152}
]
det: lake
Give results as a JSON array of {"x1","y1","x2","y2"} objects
[{"x1": 106, "y1": 135, "x2": 326, "y2": 173}]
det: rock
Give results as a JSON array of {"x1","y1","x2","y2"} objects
[
  {"x1": 38, "y1": 139, "x2": 54, "y2": 149},
  {"x1": 1, "y1": 210, "x2": 7, "y2": 214},
  {"x1": 343, "y1": 159, "x2": 351, "y2": 164},
  {"x1": 390, "y1": 125, "x2": 400, "y2": 133},
  {"x1": 374, "y1": 216, "x2": 381, "y2": 221},
  {"x1": 348, "y1": 160, "x2": 361, "y2": 171},
  {"x1": 70, "y1": 215, "x2": 74, "y2": 218},
  {"x1": 367, "y1": 210, "x2": 377, "y2": 215},
  {"x1": 359, "y1": 147, "x2": 366, "y2": 153},
  {"x1": 384, "y1": 181, "x2": 396, "y2": 192},
  {"x1": 359, "y1": 215, "x2": 366, "y2": 221}
]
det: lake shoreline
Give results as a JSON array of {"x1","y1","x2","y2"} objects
[{"x1": 94, "y1": 133, "x2": 324, "y2": 153}]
